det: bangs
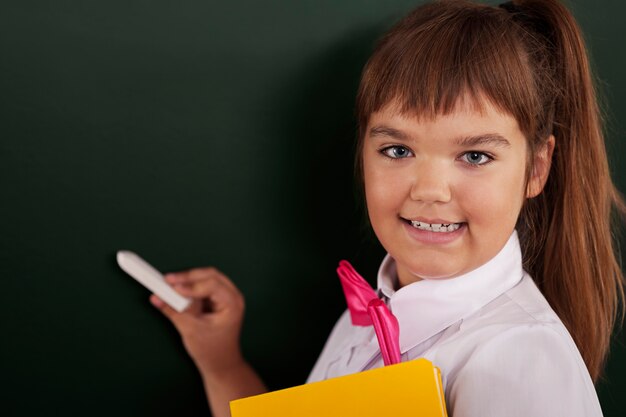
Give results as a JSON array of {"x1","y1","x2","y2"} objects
[{"x1": 356, "y1": 1, "x2": 542, "y2": 138}]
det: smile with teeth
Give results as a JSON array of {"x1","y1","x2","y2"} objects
[{"x1": 408, "y1": 220, "x2": 463, "y2": 233}]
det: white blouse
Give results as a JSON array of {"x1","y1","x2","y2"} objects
[{"x1": 307, "y1": 231, "x2": 603, "y2": 416}]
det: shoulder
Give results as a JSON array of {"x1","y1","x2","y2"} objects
[
  {"x1": 428, "y1": 275, "x2": 602, "y2": 417},
  {"x1": 443, "y1": 324, "x2": 601, "y2": 417},
  {"x1": 427, "y1": 275, "x2": 575, "y2": 365}
]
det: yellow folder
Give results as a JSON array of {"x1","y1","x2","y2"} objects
[{"x1": 230, "y1": 358, "x2": 448, "y2": 417}]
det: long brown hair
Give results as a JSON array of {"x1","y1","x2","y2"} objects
[{"x1": 354, "y1": 0, "x2": 625, "y2": 382}]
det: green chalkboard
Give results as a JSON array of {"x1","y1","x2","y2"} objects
[{"x1": 1, "y1": 1, "x2": 624, "y2": 416}]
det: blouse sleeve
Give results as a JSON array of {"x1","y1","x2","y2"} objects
[{"x1": 445, "y1": 325, "x2": 603, "y2": 417}]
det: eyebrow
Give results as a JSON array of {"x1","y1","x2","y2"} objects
[
  {"x1": 368, "y1": 126, "x2": 410, "y2": 141},
  {"x1": 369, "y1": 125, "x2": 511, "y2": 148},
  {"x1": 454, "y1": 134, "x2": 511, "y2": 148}
]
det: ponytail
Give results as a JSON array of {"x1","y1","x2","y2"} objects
[{"x1": 510, "y1": 0, "x2": 626, "y2": 382}]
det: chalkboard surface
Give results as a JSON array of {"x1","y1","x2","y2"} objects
[{"x1": 2, "y1": 1, "x2": 625, "y2": 416}]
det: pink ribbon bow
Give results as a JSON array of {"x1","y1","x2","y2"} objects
[{"x1": 337, "y1": 260, "x2": 401, "y2": 366}]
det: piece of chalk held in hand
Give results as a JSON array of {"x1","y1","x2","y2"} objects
[{"x1": 116, "y1": 250, "x2": 191, "y2": 313}]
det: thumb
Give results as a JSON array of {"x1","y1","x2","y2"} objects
[{"x1": 149, "y1": 294, "x2": 189, "y2": 331}]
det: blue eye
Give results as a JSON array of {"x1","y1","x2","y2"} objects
[
  {"x1": 462, "y1": 151, "x2": 492, "y2": 166},
  {"x1": 381, "y1": 146, "x2": 413, "y2": 159}
]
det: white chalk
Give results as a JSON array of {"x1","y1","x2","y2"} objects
[{"x1": 117, "y1": 250, "x2": 191, "y2": 313}]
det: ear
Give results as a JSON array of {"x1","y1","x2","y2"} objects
[{"x1": 526, "y1": 135, "x2": 555, "y2": 198}]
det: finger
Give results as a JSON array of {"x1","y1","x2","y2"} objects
[
  {"x1": 165, "y1": 266, "x2": 233, "y2": 286},
  {"x1": 165, "y1": 267, "x2": 219, "y2": 283},
  {"x1": 165, "y1": 268, "x2": 236, "y2": 298},
  {"x1": 165, "y1": 268, "x2": 243, "y2": 307},
  {"x1": 149, "y1": 294, "x2": 193, "y2": 330},
  {"x1": 179, "y1": 280, "x2": 242, "y2": 315},
  {"x1": 211, "y1": 271, "x2": 240, "y2": 293},
  {"x1": 171, "y1": 277, "x2": 229, "y2": 300}
]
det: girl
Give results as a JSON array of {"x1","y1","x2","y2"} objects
[{"x1": 150, "y1": 0, "x2": 626, "y2": 416}]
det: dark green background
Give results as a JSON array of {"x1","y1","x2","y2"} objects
[{"x1": 1, "y1": 1, "x2": 624, "y2": 416}]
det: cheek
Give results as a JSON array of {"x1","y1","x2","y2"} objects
[
  {"x1": 457, "y1": 167, "x2": 526, "y2": 227},
  {"x1": 363, "y1": 161, "x2": 409, "y2": 218},
  {"x1": 364, "y1": 173, "x2": 398, "y2": 223}
]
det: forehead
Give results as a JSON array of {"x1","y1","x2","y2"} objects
[
  {"x1": 371, "y1": 92, "x2": 513, "y2": 122},
  {"x1": 367, "y1": 96, "x2": 523, "y2": 140}
]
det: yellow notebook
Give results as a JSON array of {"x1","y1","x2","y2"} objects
[{"x1": 230, "y1": 358, "x2": 448, "y2": 417}]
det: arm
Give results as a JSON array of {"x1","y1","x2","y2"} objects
[
  {"x1": 199, "y1": 357, "x2": 267, "y2": 417},
  {"x1": 150, "y1": 267, "x2": 267, "y2": 417}
]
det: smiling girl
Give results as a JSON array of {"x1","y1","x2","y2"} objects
[{"x1": 150, "y1": 1, "x2": 625, "y2": 416}]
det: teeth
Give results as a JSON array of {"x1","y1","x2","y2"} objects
[{"x1": 409, "y1": 221, "x2": 461, "y2": 232}]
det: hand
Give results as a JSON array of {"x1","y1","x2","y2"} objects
[{"x1": 150, "y1": 266, "x2": 245, "y2": 377}]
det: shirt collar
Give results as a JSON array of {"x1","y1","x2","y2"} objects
[{"x1": 376, "y1": 230, "x2": 524, "y2": 353}]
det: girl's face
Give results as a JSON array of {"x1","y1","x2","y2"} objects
[{"x1": 363, "y1": 98, "x2": 550, "y2": 287}]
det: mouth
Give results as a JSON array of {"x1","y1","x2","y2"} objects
[{"x1": 401, "y1": 217, "x2": 465, "y2": 233}]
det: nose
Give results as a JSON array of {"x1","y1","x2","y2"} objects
[{"x1": 409, "y1": 160, "x2": 452, "y2": 203}]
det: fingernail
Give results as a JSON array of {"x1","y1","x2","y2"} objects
[{"x1": 150, "y1": 295, "x2": 164, "y2": 307}]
